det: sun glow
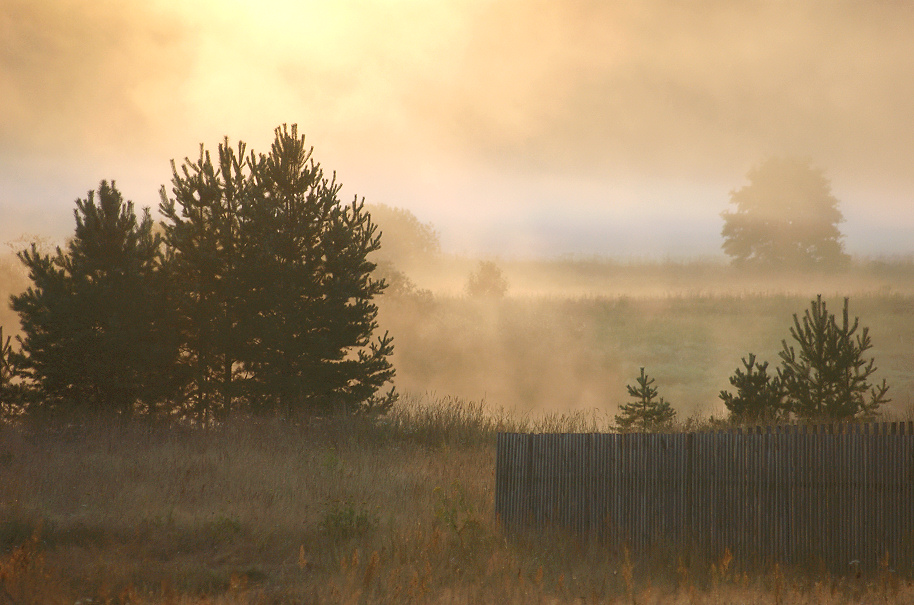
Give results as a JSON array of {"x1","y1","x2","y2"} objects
[{"x1": 152, "y1": 0, "x2": 471, "y2": 152}]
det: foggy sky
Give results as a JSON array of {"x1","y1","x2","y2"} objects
[{"x1": 2, "y1": 0, "x2": 913, "y2": 256}]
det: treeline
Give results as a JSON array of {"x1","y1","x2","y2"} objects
[{"x1": 1, "y1": 125, "x2": 396, "y2": 422}]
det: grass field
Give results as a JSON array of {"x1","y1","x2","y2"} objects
[
  {"x1": 3, "y1": 398, "x2": 914, "y2": 604},
  {"x1": 379, "y1": 289, "x2": 914, "y2": 420}
]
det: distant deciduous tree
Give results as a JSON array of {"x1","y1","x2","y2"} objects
[
  {"x1": 11, "y1": 181, "x2": 172, "y2": 416},
  {"x1": 615, "y1": 367, "x2": 676, "y2": 432},
  {"x1": 466, "y1": 261, "x2": 508, "y2": 299},
  {"x1": 365, "y1": 203, "x2": 440, "y2": 269},
  {"x1": 721, "y1": 158, "x2": 850, "y2": 269}
]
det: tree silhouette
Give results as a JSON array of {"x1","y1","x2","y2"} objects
[
  {"x1": 365, "y1": 203, "x2": 440, "y2": 269},
  {"x1": 720, "y1": 353, "x2": 784, "y2": 423},
  {"x1": 778, "y1": 296, "x2": 889, "y2": 420},
  {"x1": 721, "y1": 157, "x2": 849, "y2": 269},
  {"x1": 615, "y1": 367, "x2": 676, "y2": 432},
  {"x1": 466, "y1": 261, "x2": 508, "y2": 298},
  {"x1": 11, "y1": 181, "x2": 172, "y2": 416},
  {"x1": 160, "y1": 125, "x2": 395, "y2": 418}
]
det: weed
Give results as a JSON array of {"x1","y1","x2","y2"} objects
[
  {"x1": 434, "y1": 480, "x2": 488, "y2": 551},
  {"x1": 0, "y1": 530, "x2": 67, "y2": 604},
  {"x1": 320, "y1": 499, "x2": 378, "y2": 540}
]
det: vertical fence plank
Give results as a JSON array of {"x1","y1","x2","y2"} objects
[
  {"x1": 876, "y1": 423, "x2": 885, "y2": 567},
  {"x1": 621, "y1": 433, "x2": 630, "y2": 551},
  {"x1": 824, "y1": 424, "x2": 835, "y2": 569},
  {"x1": 853, "y1": 423, "x2": 863, "y2": 567},
  {"x1": 798, "y1": 424, "x2": 805, "y2": 565},
  {"x1": 865, "y1": 423, "x2": 875, "y2": 567},
  {"x1": 834, "y1": 424, "x2": 844, "y2": 571},
  {"x1": 892, "y1": 423, "x2": 899, "y2": 567},
  {"x1": 897, "y1": 421, "x2": 914, "y2": 573}
]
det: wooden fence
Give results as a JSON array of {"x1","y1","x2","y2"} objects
[{"x1": 496, "y1": 422, "x2": 914, "y2": 572}]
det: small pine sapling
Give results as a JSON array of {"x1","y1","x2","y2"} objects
[
  {"x1": 778, "y1": 295, "x2": 890, "y2": 420},
  {"x1": 0, "y1": 327, "x2": 13, "y2": 389},
  {"x1": 0, "y1": 326, "x2": 16, "y2": 410},
  {"x1": 615, "y1": 367, "x2": 676, "y2": 432},
  {"x1": 720, "y1": 353, "x2": 784, "y2": 423}
]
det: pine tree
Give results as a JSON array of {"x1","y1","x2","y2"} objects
[
  {"x1": 159, "y1": 139, "x2": 249, "y2": 420},
  {"x1": 778, "y1": 295, "x2": 889, "y2": 420},
  {"x1": 160, "y1": 125, "x2": 396, "y2": 417},
  {"x1": 615, "y1": 367, "x2": 676, "y2": 432},
  {"x1": 720, "y1": 353, "x2": 784, "y2": 423},
  {"x1": 0, "y1": 326, "x2": 29, "y2": 418},
  {"x1": 11, "y1": 181, "x2": 172, "y2": 417}
]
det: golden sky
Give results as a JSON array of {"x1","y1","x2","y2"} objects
[{"x1": 2, "y1": 0, "x2": 913, "y2": 256}]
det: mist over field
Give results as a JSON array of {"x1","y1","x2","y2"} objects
[
  {"x1": 4, "y1": 4, "x2": 914, "y2": 599},
  {"x1": 372, "y1": 257, "x2": 914, "y2": 419},
  {"x1": 7, "y1": 242, "x2": 913, "y2": 421}
]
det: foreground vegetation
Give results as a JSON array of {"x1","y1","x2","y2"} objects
[{"x1": 2, "y1": 397, "x2": 914, "y2": 604}]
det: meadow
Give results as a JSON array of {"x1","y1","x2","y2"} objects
[
  {"x1": 3, "y1": 398, "x2": 914, "y2": 604},
  {"x1": 380, "y1": 256, "x2": 914, "y2": 419}
]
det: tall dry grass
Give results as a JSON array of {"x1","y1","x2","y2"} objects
[{"x1": 2, "y1": 395, "x2": 913, "y2": 603}]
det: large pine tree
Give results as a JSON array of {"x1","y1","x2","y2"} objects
[
  {"x1": 160, "y1": 125, "x2": 395, "y2": 418},
  {"x1": 158, "y1": 139, "x2": 249, "y2": 420},
  {"x1": 11, "y1": 181, "x2": 172, "y2": 416}
]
